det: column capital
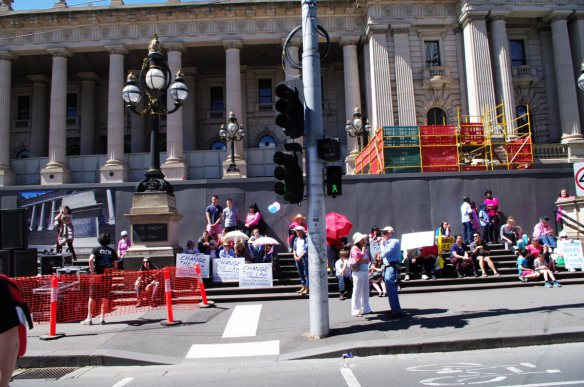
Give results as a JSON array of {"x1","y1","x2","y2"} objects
[
  {"x1": 104, "y1": 45, "x2": 128, "y2": 55},
  {"x1": 459, "y1": 10, "x2": 488, "y2": 29},
  {"x1": 488, "y1": 13, "x2": 510, "y2": 23},
  {"x1": 340, "y1": 36, "x2": 360, "y2": 47},
  {"x1": 46, "y1": 48, "x2": 72, "y2": 58},
  {"x1": 365, "y1": 19, "x2": 388, "y2": 37},
  {"x1": 222, "y1": 39, "x2": 242, "y2": 50},
  {"x1": 28, "y1": 74, "x2": 49, "y2": 83},
  {"x1": 0, "y1": 50, "x2": 15, "y2": 61},
  {"x1": 571, "y1": 12, "x2": 584, "y2": 22},
  {"x1": 546, "y1": 10, "x2": 573, "y2": 24},
  {"x1": 166, "y1": 41, "x2": 185, "y2": 52},
  {"x1": 391, "y1": 24, "x2": 410, "y2": 35},
  {"x1": 77, "y1": 71, "x2": 100, "y2": 82}
]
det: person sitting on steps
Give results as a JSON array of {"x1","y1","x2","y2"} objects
[
  {"x1": 469, "y1": 233, "x2": 500, "y2": 277},
  {"x1": 135, "y1": 257, "x2": 160, "y2": 307},
  {"x1": 450, "y1": 234, "x2": 479, "y2": 278}
]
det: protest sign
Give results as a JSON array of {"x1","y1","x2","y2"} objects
[
  {"x1": 239, "y1": 263, "x2": 273, "y2": 288},
  {"x1": 176, "y1": 253, "x2": 210, "y2": 278},
  {"x1": 213, "y1": 258, "x2": 244, "y2": 282},
  {"x1": 558, "y1": 240, "x2": 584, "y2": 270}
]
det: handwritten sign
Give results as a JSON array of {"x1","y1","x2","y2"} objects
[
  {"x1": 176, "y1": 253, "x2": 210, "y2": 278},
  {"x1": 213, "y1": 258, "x2": 244, "y2": 283},
  {"x1": 369, "y1": 239, "x2": 381, "y2": 259},
  {"x1": 239, "y1": 263, "x2": 273, "y2": 288},
  {"x1": 558, "y1": 240, "x2": 584, "y2": 270}
]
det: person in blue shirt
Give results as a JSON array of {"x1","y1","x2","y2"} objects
[{"x1": 379, "y1": 226, "x2": 403, "y2": 318}]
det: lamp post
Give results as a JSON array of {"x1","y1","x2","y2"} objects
[
  {"x1": 345, "y1": 106, "x2": 371, "y2": 152},
  {"x1": 578, "y1": 61, "x2": 584, "y2": 92},
  {"x1": 219, "y1": 111, "x2": 245, "y2": 173},
  {"x1": 122, "y1": 34, "x2": 188, "y2": 195}
]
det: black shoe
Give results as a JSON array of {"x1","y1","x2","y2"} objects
[
  {"x1": 473, "y1": 271, "x2": 480, "y2": 277},
  {"x1": 457, "y1": 271, "x2": 464, "y2": 279}
]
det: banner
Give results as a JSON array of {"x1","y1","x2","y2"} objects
[
  {"x1": 176, "y1": 253, "x2": 210, "y2": 278},
  {"x1": 239, "y1": 263, "x2": 273, "y2": 288},
  {"x1": 401, "y1": 231, "x2": 436, "y2": 259},
  {"x1": 558, "y1": 240, "x2": 584, "y2": 270},
  {"x1": 213, "y1": 258, "x2": 244, "y2": 283}
]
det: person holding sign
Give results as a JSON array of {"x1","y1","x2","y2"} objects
[
  {"x1": 135, "y1": 257, "x2": 160, "y2": 307},
  {"x1": 183, "y1": 240, "x2": 199, "y2": 254}
]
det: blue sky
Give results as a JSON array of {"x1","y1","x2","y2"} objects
[{"x1": 12, "y1": 0, "x2": 164, "y2": 11}]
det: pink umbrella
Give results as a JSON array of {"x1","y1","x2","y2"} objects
[{"x1": 326, "y1": 212, "x2": 353, "y2": 241}]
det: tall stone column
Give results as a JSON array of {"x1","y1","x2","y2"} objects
[
  {"x1": 181, "y1": 67, "x2": 197, "y2": 152},
  {"x1": 539, "y1": 27, "x2": 560, "y2": 142},
  {"x1": 489, "y1": 15, "x2": 517, "y2": 135},
  {"x1": 0, "y1": 52, "x2": 15, "y2": 186},
  {"x1": 549, "y1": 14, "x2": 583, "y2": 150},
  {"x1": 161, "y1": 44, "x2": 187, "y2": 180},
  {"x1": 40, "y1": 48, "x2": 72, "y2": 185},
  {"x1": 28, "y1": 75, "x2": 48, "y2": 158},
  {"x1": 392, "y1": 25, "x2": 417, "y2": 126},
  {"x1": 100, "y1": 45, "x2": 128, "y2": 182},
  {"x1": 37, "y1": 202, "x2": 46, "y2": 231},
  {"x1": 367, "y1": 22, "x2": 394, "y2": 131},
  {"x1": 569, "y1": 14, "x2": 584, "y2": 138},
  {"x1": 341, "y1": 36, "x2": 362, "y2": 174},
  {"x1": 460, "y1": 12, "x2": 496, "y2": 121},
  {"x1": 78, "y1": 72, "x2": 98, "y2": 155},
  {"x1": 222, "y1": 39, "x2": 246, "y2": 178},
  {"x1": 126, "y1": 68, "x2": 146, "y2": 154}
]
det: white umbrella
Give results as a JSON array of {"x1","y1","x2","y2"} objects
[
  {"x1": 252, "y1": 236, "x2": 280, "y2": 247},
  {"x1": 223, "y1": 230, "x2": 249, "y2": 242}
]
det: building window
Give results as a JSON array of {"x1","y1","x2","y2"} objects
[
  {"x1": 510, "y1": 40, "x2": 526, "y2": 66},
  {"x1": 258, "y1": 135, "x2": 276, "y2": 148},
  {"x1": 16, "y1": 149, "x2": 31, "y2": 159},
  {"x1": 17, "y1": 96, "x2": 30, "y2": 120},
  {"x1": 427, "y1": 108, "x2": 447, "y2": 125},
  {"x1": 258, "y1": 79, "x2": 272, "y2": 104},
  {"x1": 425, "y1": 41, "x2": 441, "y2": 67},
  {"x1": 210, "y1": 140, "x2": 226, "y2": 150},
  {"x1": 210, "y1": 87, "x2": 224, "y2": 112},
  {"x1": 66, "y1": 93, "x2": 78, "y2": 119},
  {"x1": 515, "y1": 105, "x2": 532, "y2": 137}
]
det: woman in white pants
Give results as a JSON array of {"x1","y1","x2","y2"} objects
[{"x1": 350, "y1": 232, "x2": 372, "y2": 317}]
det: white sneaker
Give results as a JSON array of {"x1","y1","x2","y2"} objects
[
  {"x1": 404, "y1": 274, "x2": 410, "y2": 281},
  {"x1": 422, "y1": 274, "x2": 429, "y2": 280},
  {"x1": 80, "y1": 318, "x2": 92, "y2": 326},
  {"x1": 569, "y1": 268, "x2": 576, "y2": 272}
]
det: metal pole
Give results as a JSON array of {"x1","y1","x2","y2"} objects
[
  {"x1": 231, "y1": 139, "x2": 236, "y2": 167},
  {"x1": 302, "y1": 0, "x2": 329, "y2": 338},
  {"x1": 149, "y1": 113, "x2": 161, "y2": 173}
]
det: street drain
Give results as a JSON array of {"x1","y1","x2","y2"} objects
[{"x1": 13, "y1": 367, "x2": 80, "y2": 380}]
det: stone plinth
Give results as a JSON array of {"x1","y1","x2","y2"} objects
[
  {"x1": 555, "y1": 196, "x2": 584, "y2": 241},
  {"x1": 222, "y1": 157, "x2": 247, "y2": 179},
  {"x1": 40, "y1": 163, "x2": 71, "y2": 185},
  {"x1": 124, "y1": 192, "x2": 183, "y2": 270}
]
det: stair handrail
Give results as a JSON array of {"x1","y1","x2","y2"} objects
[{"x1": 553, "y1": 209, "x2": 584, "y2": 234}]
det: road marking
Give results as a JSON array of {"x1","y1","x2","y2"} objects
[
  {"x1": 222, "y1": 304, "x2": 262, "y2": 338},
  {"x1": 502, "y1": 381, "x2": 584, "y2": 387},
  {"x1": 340, "y1": 367, "x2": 361, "y2": 387},
  {"x1": 185, "y1": 340, "x2": 280, "y2": 359},
  {"x1": 112, "y1": 377, "x2": 134, "y2": 387}
]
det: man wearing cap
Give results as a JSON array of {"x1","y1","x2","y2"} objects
[
  {"x1": 117, "y1": 230, "x2": 131, "y2": 270},
  {"x1": 380, "y1": 226, "x2": 403, "y2": 317},
  {"x1": 533, "y1": 216, "x2": 556, "y2": 248}
]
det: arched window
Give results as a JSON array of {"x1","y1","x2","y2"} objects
[
  {"x1": 210, "y1": 141, "x2": 226, "y2": 150},
  {"x1": 427, "y1": 108, "x2": 447, "y2": 125},
  {"x1": 16, "y1": 149, "x2": 31, "y2": 159},
  {"x1": 258, "y1": 135, "x2": 276, "y2": 148}
]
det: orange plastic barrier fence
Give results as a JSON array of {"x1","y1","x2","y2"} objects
[{"x1": 13, "y1": 268, "x2": 201, "y2": 323}]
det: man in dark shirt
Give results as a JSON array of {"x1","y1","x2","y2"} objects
[
  {"x1": 205, "y1": 194, "x2": 223, "y2": 240},
  {"x1": 81, "y1": 233, "x2": 118, "y2": 326}
]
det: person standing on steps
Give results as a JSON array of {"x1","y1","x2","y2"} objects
[
  {"x1": 293, "y1": 226, "x2": 309, "y2": 295},
  {"x1": 54, "y1": 206, "x2": 77, "y2": 261},
  {"x1": 205, "y1": 195, "x2": 223, "y2": 241},
  {"x1": 460, "y1": 196, "x2": 473, "y2": 245},
  {"x1": 483, "y1": 190, "x2": 500, "y2": 244}
]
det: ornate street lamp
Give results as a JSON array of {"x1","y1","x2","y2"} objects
[
  {"x1": 578, "y1": 61, "x2": 584, "y2": 92},
  {"x1": 219, "y1": 111, "x2": 245, "y2": 173},
  {"x1": 345, "y1": 106, "x2": 371, "y2": 152},
  {"x1": 122, "y1": 34, "x2": 188, "y2": 195}
]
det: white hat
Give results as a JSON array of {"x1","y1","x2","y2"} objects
[
  {"x1": 352, "y1": 232, "x2": 367, "y2": 244},
  {"x1": 121, "y1": 230, "x2": 128, "y2": 237},
  {"x1": 559, "y1": 231, "x2": 568, "y2": 238},
  {"x1": 381, "y1": 226, "x2": 394, "y2": 233},
  {"x1": 294, "y1": 226, "x2": 305, "y2": 232}
]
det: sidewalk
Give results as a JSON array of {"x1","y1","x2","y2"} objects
[{"x1": 19, "y1": 284, "x2": 584, "y2": 367}]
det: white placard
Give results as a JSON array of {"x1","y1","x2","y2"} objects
[
  {"x1": 369, "y1": 239, "x2": 381, "y2": 259},
  {"x1": 213, "y1": 258, "x2": 245, "y2": 283},
  {"x1": 176, "y1": 253, "x2": 210, "y2": 278},
  {"x1": 401, "y1": 231, "x2": 436, "y2": 260},
  {"x1": 558, "y1": 240, "x2": 584, "y2": 270},
  {"x1": 239, "y1": 263, "x2": 273, "y2": 288}
]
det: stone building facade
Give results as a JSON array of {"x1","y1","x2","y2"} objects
[{"x1": 0, "y1": 0, "x2": 583, "y2": 186}]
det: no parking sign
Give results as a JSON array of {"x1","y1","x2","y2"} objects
[{"x1": 574, "y1": 162, "x2": 584, "y2": 197}]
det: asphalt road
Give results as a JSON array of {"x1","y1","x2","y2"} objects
[{"x1": 12, "y1": 343, "x2": 584, "y2": 387}]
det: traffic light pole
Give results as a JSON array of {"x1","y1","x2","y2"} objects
[{"x1": 302, "y1": 0, "x2": 329, "y2": 338}]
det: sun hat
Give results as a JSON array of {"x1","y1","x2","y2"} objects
[
  {"x1": 293, "y1": 214, "x2": 305, "y2": 220},
  {"x1": 352, "y1": 232, "x2": 367, "y2": 244},
  {"x1": 294, "y1": 226, "x2": 305, "y2": 232},
  {"x1": 381, "y1": 226, "x2": 394, "y2": 233},
  {"x1": 559, "y1": 231, "x2": 568, "y2": 238},
  {"x1": 121, "y1": 230, "x2": 128, "y2": 237}
]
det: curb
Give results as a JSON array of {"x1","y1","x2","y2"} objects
[{"x1": 17, "y1": 349, "x2": 182, "y2": 368}]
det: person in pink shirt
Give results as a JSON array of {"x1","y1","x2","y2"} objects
[
  {"x1": 482, "y1": 190, "x2": 500, "y2": 244},
  {"x1": 556, "y1": 188, "x2": 574, "y2": 231},
  {"x1": 116, "y1": 230, "x2": 131, "y2": 270},
  {"x1": 533, "y1": 216, "x2": 556, "y2": 248},
  {"x1": 244, "y1": 203, "x2": 262, "y2": 236},
  {"x1": 288, "y1": 214, "x2": 307, "y2": 252}
]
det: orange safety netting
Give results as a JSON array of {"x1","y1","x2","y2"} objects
[{"x1": 13, "y1": 267, "x2": 202, "y2": 323}]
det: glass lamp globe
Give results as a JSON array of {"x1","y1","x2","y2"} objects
[
  {"x1": 228, "y1": 122, "x2": 237, "y2": 133},
  {"x1": 353, "y1": 117, "x2": 362, "y2": 130},
  {"x1": 145, "y1": 68, "x2": 166, "y2": 90},
  {"x1": 169, "y1": 81, "x2": 188, "y2": 101},
  {"x1": 219, "y1": 126, "x2": 227, "y2": 139},
  {"x1": 578, "y1": 71, "x2": 584, "y2": 92},
  {"x1": 345, "y1": 120, "x2": 352, "y2": 134},
  {"x1": 238, "y1": 129, "x2": 245, "y2": 137},
  {"x1": 122, "y1": 84, "x2": 141, "y2": 104}
]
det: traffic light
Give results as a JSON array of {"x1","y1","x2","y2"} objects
[
  {"x1": 326, "y1": 166, "x2": 342, "y2": 197},
  {"x1": 275, "y1": 80, "x2": 304, "y2": 139},
  {"x1": 273, "y1": 143, "x2": 304, "y2": 204}
]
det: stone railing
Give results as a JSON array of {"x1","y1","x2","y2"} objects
[{"x1": 533, "y1": 143, "x2": 568, "y2": 159}]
